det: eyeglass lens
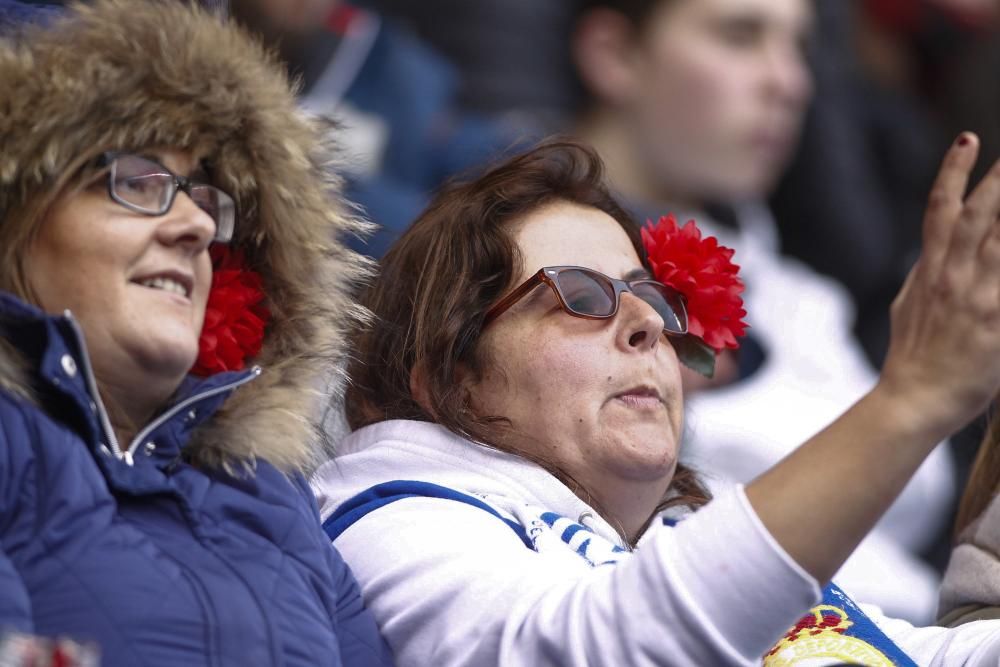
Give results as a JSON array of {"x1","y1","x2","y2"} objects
[
  {"x1": 554, "y1": 268, "x2": 686, "y2": 334},
  {"x1": 110, "y1": 155, "x2": 235, "y2": 243},
  {"x1": 631, "y1": 281, "x2": 686, "y2": 333},
  {"x1": 556, "y1": 269, "x2": 617, "y2": 316},
  {"x1": 112, "y1": 158, "x2": 174, "y2": 213}
]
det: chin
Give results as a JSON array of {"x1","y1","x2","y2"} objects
[
  {"x1": 134, "y1": 338, "x2": 200, "y2": 379},
  {"x1": 615, "y1": 442, "x2": 678, "y2": 481}
]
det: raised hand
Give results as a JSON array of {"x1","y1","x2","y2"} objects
[
  {"x1": 747, "y1": 133, "x2": 1000, "y2": 582},
  {"x1": 878, "y1": 132, "x2": 1000, "y2": 439}
]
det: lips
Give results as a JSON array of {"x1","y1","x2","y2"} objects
[{"x1": 612, "y1": 385, "x2": 665, "y2": 409}]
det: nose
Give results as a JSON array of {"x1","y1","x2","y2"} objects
[
  {"x1": 156, "y1": 190, "x2": 216, "y2": 254},
  {"x1": 617, "y1": 291, "x2": 664, "y2": 352},
  {"x1": 763, "y1": 38, "x2": 813, "y2": 109}
]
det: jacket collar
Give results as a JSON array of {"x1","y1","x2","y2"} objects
[
  {"x1": 0, "y1": 290, "x2": 258, "y2": 468},
  {"x1": 320, "y1": 419, "x2": 625, "y2": 545}
]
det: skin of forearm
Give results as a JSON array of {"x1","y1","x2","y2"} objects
[
  {"x1": 744, "y1": 382, "x2": 952, "y2": 584},
  {"x1": 746, "y1": 133, "x2": 1000, "y2": 584}
]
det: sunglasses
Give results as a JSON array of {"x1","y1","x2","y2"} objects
[
  {"x1": 483, "y1": 265, "x2": 688, "y2": 335},
  {"x1": 97, "y1": 152, "x2": 236, "y2": 243}
]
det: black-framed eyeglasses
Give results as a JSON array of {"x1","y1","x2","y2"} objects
[
  {"x1": 483, "y1": 265, "x2": 688, "y2": 335},
  {"x1": 97, "y1": 152, "x2": 236, "y2": 243}
]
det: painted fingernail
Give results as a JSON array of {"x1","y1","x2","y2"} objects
[{"x1": 958, "y1": 133, "x2": 971, "y2": 146}]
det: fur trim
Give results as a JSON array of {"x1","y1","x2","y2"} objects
[{"x1": 0, "y1": 0, "x2": 372, "y2": 472}]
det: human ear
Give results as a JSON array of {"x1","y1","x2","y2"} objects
[{"x1": 572, "y1": 8, "x2": 642, "y2": 106}]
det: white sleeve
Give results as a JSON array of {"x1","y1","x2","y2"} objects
[
  {"x1": 861, "y1": 604, "x2": 1000, "y2": 666},
  {"x1": 332, "y1": 485, "x2": 821, "y2": 667}
]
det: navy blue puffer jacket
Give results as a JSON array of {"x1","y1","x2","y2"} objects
[
  {"x1": 0, "y1": 1, "x2": 396, "y2": 663},
  {"x1": 0, "y1": 293, "x2": 393, "y2": 666}
]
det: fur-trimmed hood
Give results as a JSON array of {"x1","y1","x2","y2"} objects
[{"x1": 0, "y1": 0, "x2": 370, "y2": 472}]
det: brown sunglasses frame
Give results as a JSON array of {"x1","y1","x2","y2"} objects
[{"x1": 482, "y1": 265, "x2": 688, "y2": 334}]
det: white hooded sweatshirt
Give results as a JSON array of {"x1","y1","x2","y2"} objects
[{"x1": 312, "y1": 419, "x2": 1000, "y2": 666}]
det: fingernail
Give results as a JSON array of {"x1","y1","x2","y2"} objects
[{"x1": 958, "y1": 133, "x2": 971, "y2": 146}]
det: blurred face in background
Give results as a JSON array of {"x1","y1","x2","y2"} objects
[{"x1": 581, "y1": 0, "x2": 814, "y2": 204}]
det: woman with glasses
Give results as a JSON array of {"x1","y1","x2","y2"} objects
[
  {"x1": 0, "y1": 1, "x2": 392, "y2": 665},
  {"x1": 313, "y1": 138, "x2": 1000, "y2": 665}
]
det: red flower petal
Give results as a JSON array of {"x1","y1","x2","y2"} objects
[
  {"x1": 643, "y1": 214, "x2": 748, "y2": 353},
  {"x1": 191, "y1": 245, "x2": 271, "y2": 376}
]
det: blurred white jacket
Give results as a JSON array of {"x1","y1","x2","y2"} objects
[{"x1": 680, "y1": 202, "x2": 954, "y2": 625}]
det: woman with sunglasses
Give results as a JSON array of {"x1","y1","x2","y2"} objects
[
  {"x1": 314, "y1": 137, "x2": 1000, "y2": 665},
  {"x1": 0, "y1": 1, "x2": 393, "y2": 665}
]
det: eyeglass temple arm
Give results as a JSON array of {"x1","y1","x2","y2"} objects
[{"x1": 482, "y1": 270, "x2": 546, "y2": 326}]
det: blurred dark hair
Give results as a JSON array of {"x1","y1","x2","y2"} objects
[
  {"x1": 345, "y1": 138, "x2": 709, "y2": 542},
  {"x1": 570, "y1": 0, "x2": 676, "y2": 111},
  {"x1": 576, "y1": 0, "x2": 669, "y2": 25}
]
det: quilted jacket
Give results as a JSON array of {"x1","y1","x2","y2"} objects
[{"x1": 0, "y1": 1, "x2": 392, "y2": 664}]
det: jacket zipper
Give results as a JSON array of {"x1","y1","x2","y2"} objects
[
  {"x1": 64, "y1": 312, "x2": 125, "y2": 459},
  {"x1": 63, "y1": 311, "x2": 261, "y2": 466},
  {"x1": 125, "y1": 367, "x2": 261, "y2": 461}
]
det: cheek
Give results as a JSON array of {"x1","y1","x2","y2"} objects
[
  {"x1": 654, "y1": 54, "x2": 741, "y2": 134},
  {"x1": 473, "y1": 332, "x2": 601, "y2": 424},
  {"x1": 25, "y1": 229, "x2": 96, "y2": 311},
  {"x1": 22, "y1": 242, "x2": 54, "y2": 307},
  {"x1": 638, "y1": 57, "x2": 762, "y2": 194},
  {"x1": 631, "y1": 55, "x2": 734, "y2": 167},
  {"x1": 517, "y1": 338, "x2": 606, "y2": 420}
]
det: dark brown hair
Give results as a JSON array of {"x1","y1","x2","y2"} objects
[
  {"x1": 345, "y1": 139, "x2": 708, "y2": 542},
  {"x1": 577, "y1": 0, "x2": 671, "y2": 26},
  {"x1": 571, "y1": 0, "x2": 678, "y2": 112}
]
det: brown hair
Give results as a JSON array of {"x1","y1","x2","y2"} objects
[
  {"x1": 345, "y1": 139, "x2": 708, "y2": 541},
  {"x1": 571, "y1": 0, "x2": 679, "y2": 113},
  {"x1": 954, "y1": 400, "x2": 1000, "y2": 538}
]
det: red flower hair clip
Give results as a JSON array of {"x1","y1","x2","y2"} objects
[
  {"x1": 642, "y1": 214, "x2": 748, "y2": 377},
  {"x1": 191, "y1": 245, "x2": 270, "y2": 377}
]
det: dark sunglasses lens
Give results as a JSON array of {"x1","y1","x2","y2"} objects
[
  {"x1": 556, "y1": 269, "x2": 616, "y2": 317},
  {"x1": 190, "y1": 185, "x2": 236, "y2": 243},
  {"x1": 111, "y1": 156, "x2": 173, "y2": 213},
  {"x1": 632, "y1": 281, "x2": 687, "y2": 334}
]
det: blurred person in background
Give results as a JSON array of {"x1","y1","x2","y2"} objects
[
  {"x1": 0, "y1": 1, "x2": 392, "y2": 664},
  {"x1": 363, "y1": 0, "x2": 579, "y2": 135},
  {"x1": 570, "y1": 0, "x2": 953, "y2": 624},
  {"x1": 771, "y1": 0, "x2": 999, "y2": 366},
  {"x1": 769, "y1": 0, "x2": 1000, "y2": 572},
  {"x1": 230, "y1": 0, "x2": 519, "y2": 258},
  {"x1": 768, "y1": 0, "x2": 937, "y2": 371}
]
